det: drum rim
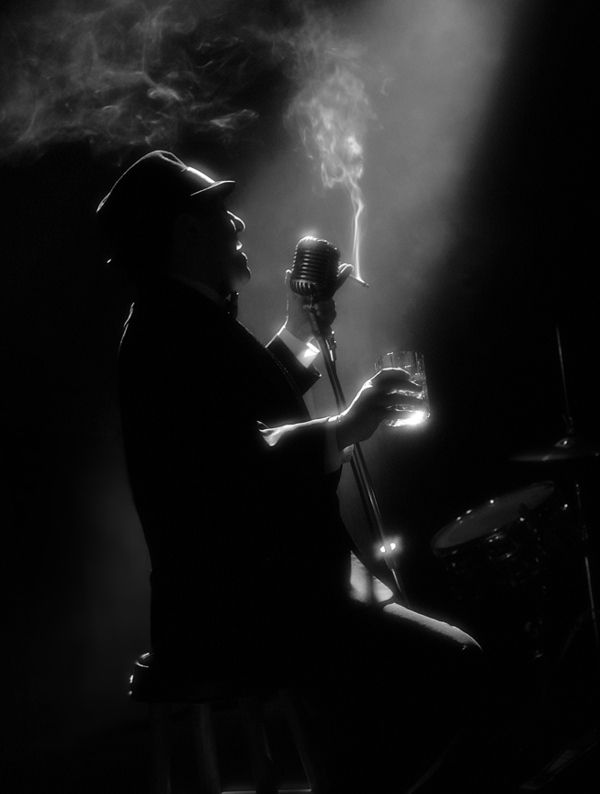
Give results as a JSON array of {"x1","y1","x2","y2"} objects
[{"x1": 431, "y1": 480, "x2": 556, "y2": 554}]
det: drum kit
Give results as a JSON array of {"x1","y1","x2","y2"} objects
[
  {"x1": 429, "y1": 328, "x2": 600, "y2": 788},
  {"x1": 431, "y1": 327, "x2": 600, "y2": 666}
]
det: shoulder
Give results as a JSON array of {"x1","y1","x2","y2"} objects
[{"x1": 122, "y1": 281, "x2": 231, "y2": 349}]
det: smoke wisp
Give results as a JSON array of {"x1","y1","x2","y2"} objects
[
  {"x1": 286, "y1": 15, "x2": 374, "y2": 281},
  {"x1": 0, "y1": 0, "x2": 290, "y2": 158},
  {"x1": 0, "y1": 1, "x2": 373, "y2": 156},
  {"x1": 1, "y1": 0, "x2": 374, "y2": 280}
]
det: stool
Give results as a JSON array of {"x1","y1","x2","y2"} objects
[{"x1": 129, "y1": 652, "x2": 326, "y2": 794}]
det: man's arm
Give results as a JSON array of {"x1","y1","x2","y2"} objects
[{"x1": 258, "y1": 368, "x2": 424, "y2": 456}]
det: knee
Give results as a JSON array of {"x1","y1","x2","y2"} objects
[
  {"x1": 435, "y1": 623, "x2": 486, "y2": 694},
  {"x1": 460, "y1": 631, "x2": 483, "y2": 658},
  {"x1": 439, "y1": 620, "x2": 485, "y2": 675},
  {"x1": 460, "y1": 634, "x2": 485, "y2": 682},
  {"x1": 432, "y1": 619, "x2": 484, "y2": 668}
]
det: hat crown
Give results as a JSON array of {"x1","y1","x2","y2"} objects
[{"x1": 96, "y1": 149, "x2": 235, "y2": 245}]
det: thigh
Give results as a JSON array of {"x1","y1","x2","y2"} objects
[{"x1": 307, "y1": 598, "x2": 482, "y2": 685}]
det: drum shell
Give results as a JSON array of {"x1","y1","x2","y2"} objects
[{"x1": 432, "y1": 482, "x2": 573, "y2": 599}]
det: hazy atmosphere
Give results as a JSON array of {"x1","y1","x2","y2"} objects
[{"x1": 1, "y1": 1, "x2": 598, "y2": 792}]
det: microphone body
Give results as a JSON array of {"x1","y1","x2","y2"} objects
[{"x1": 289, "y1": 236, "x2": 340, "y2": 300}]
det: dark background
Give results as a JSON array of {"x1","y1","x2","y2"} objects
[{"x1": 1, "y1": 0, "x2": 599, "y2": 791}]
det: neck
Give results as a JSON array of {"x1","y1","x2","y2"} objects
[{"x1": 169, "y1": 274, "x2": 228, "y2": 305}]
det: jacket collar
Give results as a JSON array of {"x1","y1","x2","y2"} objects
[{"x1": 134, "y1": 275, "x2": 238, "y2": 320}]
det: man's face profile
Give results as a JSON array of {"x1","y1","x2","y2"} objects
[{"x1": 178, "y1": 200, "x2": 251, "y2": 292}]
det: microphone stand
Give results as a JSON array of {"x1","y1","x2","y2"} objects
[{"x1": 306, "y1": 306, "x2": 410, "y2": 607}]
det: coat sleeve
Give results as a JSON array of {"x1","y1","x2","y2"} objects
[{"x1": 265, "y1": 334, "x2": 321, "y2": 395}]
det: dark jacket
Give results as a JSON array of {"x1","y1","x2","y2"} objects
[{"x1": 118, "y1": 278, "x2": 350, "y2": 676}]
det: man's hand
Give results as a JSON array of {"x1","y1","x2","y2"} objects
[
  {"x1": 282, "y1": 263, "x2": 353, "y2": 343},
  {"x1": 333, "y1": 368, "x2": 423, "y2": 449}
]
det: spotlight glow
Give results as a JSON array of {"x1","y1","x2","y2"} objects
[{"x1": 377, "y1": 537, "x2": 402, "y2": 557}]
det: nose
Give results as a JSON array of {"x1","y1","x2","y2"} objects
[{"x1": 228, "y1": 212, "x2": 245, "y2": 233}]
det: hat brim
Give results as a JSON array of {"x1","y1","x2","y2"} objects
[{"x1": 189, "y1": 180, "x2": 236, "y2": 201}]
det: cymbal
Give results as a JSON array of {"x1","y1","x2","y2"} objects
[{"x1": 511, "y1": 434, "x2": 600, "y2": 463}]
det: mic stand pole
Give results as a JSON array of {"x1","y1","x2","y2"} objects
[{"x1": 307, "y1": 307, "x2": 410, "y2": 607}]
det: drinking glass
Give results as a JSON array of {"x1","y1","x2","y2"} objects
[{"x1": 375, "y1": 350, "x2": 430, "y2": 428}]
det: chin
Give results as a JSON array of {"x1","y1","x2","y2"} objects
[{"x1": 231, "y1": 255, "x2": 251, "y2": 289}]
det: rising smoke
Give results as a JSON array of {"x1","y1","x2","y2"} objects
[
  {"x1": 1, "y1": 0, "x2": 372, "y2": 269},
  {"x1": 0, "y1": 0, "x2": 279, "y2": 157},
  {"x1": 1, "y1": 0, "x2": 521, "y2": 301},
  {"x1": 0, "y1": 4, "x2": 371, "y2": 160},
  {"x1": 286, "y1": 15, "x2": 373, "y2": 280}
]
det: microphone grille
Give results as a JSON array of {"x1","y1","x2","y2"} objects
[{"x1": 290, "y1": 236, "x2": 340, "y2": 298}]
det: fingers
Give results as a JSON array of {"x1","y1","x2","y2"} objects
[
  {"x1": 382, "y1": 394, "x2": 425, "y2": 411},
  {"x1": 370, "y1": 367, "x2": 421, "y2": 392},
  {"x1": 335, "y1": 263, "x2": 354, "y2": 291},
  {"x1": 366, "y1": 388, "x2": 423, "y2": 409},
  {"x1": 309, "y1": 298, "x2": 337, "y2": 326},
  {"x1": 286, "y1": 263, "x2": 353, "y2": 294}
]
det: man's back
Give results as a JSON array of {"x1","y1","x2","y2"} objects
[{"x1": 118, "y1": 277, "x2": 350, "y2": 677}]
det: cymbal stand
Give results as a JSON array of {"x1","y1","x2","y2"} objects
[
  {"x1": 554, "y1": 324, "x2": 600, "y2": 655},
  {"x1": 307, "y1": 306, "x2": 410, "y2": 607},
  {"x1": 555, "y1": 324, "x2": 576, "y2": 438},
  {"x1": 515, "y1": 325, "x2": 600, "y2": 792}
]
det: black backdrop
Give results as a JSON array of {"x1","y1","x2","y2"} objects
[{"x1": 1, "y1": 1, "x2": 599, "y2": 791}]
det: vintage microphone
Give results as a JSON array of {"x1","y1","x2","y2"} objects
[
  {"x1": 290, "y1": 236, "x2": 340, "y2": 362},
  {"x1": 289, "y1": 236, "x2": 409, "y2": 605},
  {"x1": 289, "y1": 236, "x2": 341, "y2": 299}
]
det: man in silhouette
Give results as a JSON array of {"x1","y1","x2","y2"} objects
[{"x1": 98, "y1": 150, "x2": 488, "y2": 793}]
